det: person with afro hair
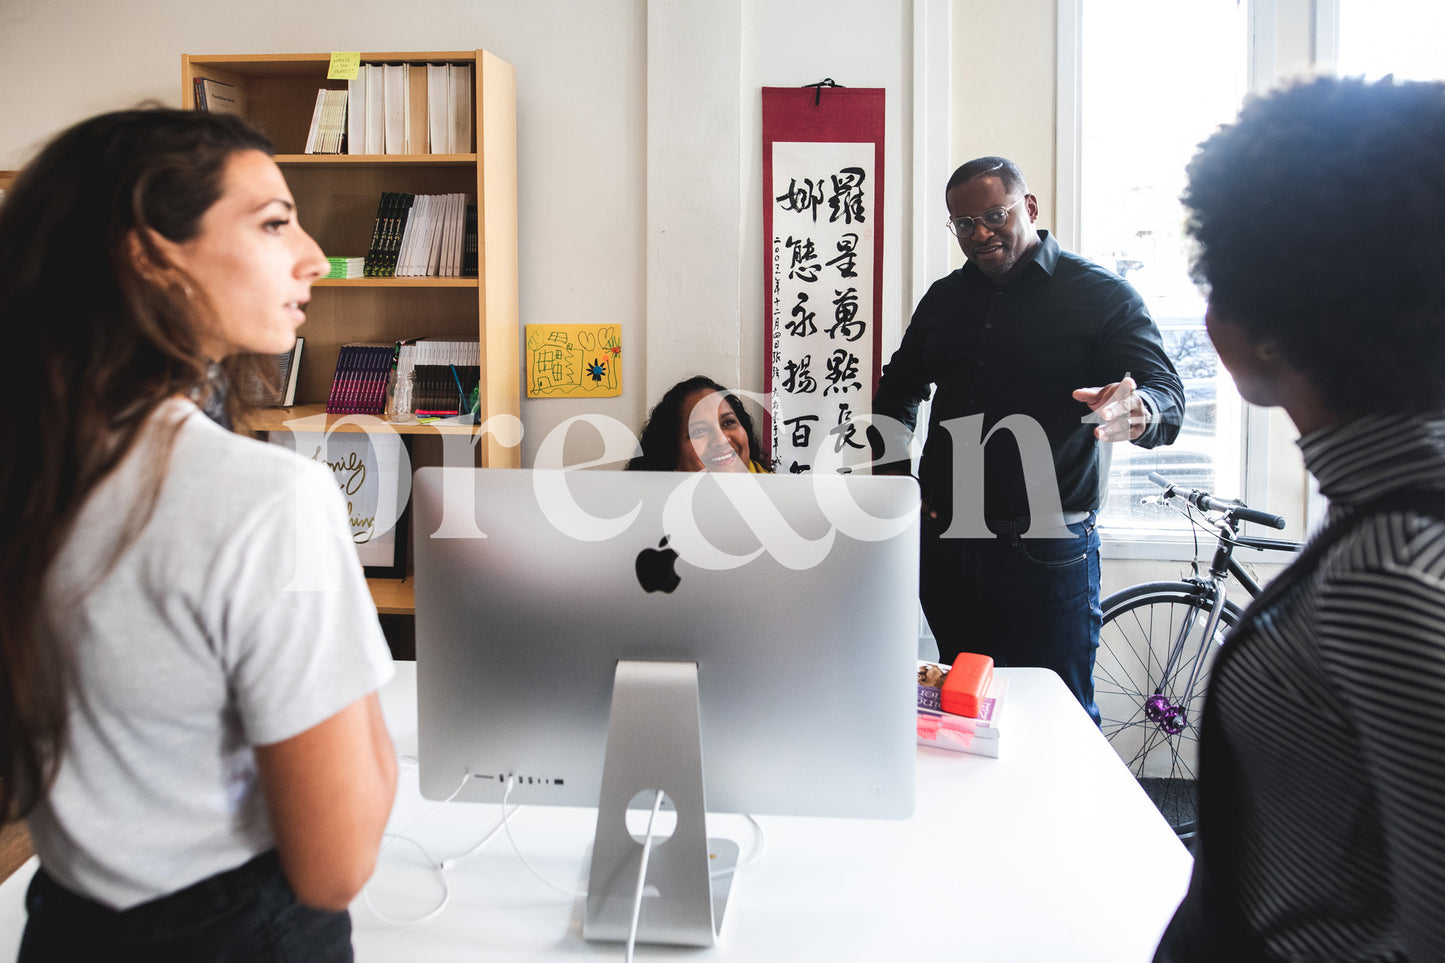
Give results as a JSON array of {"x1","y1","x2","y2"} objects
[{"x1": 1155, "y1": 74, "x2": 1445, "y2": 962}]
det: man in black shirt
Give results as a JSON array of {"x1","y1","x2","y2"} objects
[{"x1": 871, "y1": 156, "x2": 1183, "y2": 722}]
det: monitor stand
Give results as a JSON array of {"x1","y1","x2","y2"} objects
[{"x1": 583, "y1": 660, "x2": 739, "y2": 947}]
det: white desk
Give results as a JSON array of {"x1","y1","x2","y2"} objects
[{"x1": 0, "y1": 663, "x2": 1191, "y2": 961}]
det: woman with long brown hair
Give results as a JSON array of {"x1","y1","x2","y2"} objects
[{"x1": 0, "y1": 107, "x2": 395, "y2": 960}]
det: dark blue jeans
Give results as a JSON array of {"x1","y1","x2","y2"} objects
[
  {"x1": 20, "y1": 849, "x2": 353, "y2": 963},
  {"x1": 920, "y1": 512, "x2": 1102, "y2": 725}
]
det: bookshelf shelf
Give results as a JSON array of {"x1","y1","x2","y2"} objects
[
  {"x1": 275, "y1": 153, "x2": 477, "y2": 166},
  {"x1": 313, "y1": 277, "x2": 479, "y2": 288},
  {"x1": 183, "y1": 49, "x2": 520, "y2": 468},
  {"x1": 185, "y1": 51, "x2": 482, "y2": 72},
  {"x1": 245, "y1": 403, "x2": 495, "y2": 435},
  {"x1": 367, "y1": 576, "x2": 415, "y2": 616}
]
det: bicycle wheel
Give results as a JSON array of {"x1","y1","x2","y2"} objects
[{"x1": 1094, "y1": 581, "x2": 1242, "y2": 843}]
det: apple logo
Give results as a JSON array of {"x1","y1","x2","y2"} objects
[{"x1": 635, "y1": 536, "x2": 682, "y2": 593}]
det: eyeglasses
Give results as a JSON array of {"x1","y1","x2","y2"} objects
[{"x1": 946, "y1": 196, "x2": 1024, "y2": 237}]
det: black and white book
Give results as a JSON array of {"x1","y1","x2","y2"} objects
[
  {"x1": 243, "y1": 337, "x2": 304, "y2": 407},
  {"x1": 194, "y1": 77, "x2": 243, "y2": 115}
]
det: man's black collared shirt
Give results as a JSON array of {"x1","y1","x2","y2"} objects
[{"x1": 871, "y1": 231, "x2": 1185, "y2": 521}]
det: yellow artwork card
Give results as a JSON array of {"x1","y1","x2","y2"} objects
[{"x1": 526, "y1": 324, "x2": 622, "y2": 398}]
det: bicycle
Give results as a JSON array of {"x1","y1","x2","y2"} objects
[{"x1": 1094, "y1": 472, "x2": 1302, "y2": 845}]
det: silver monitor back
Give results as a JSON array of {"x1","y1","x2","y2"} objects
[{"x1": 412, "y1": 467, "x2": 919, "y2": 819}]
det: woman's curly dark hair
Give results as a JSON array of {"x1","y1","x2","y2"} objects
[
  {"x1": 626, "y1": 375, "x2": 768, "y2": 471},
  {"x1": 1182, "y1": 74, "x2": 1445, "y2": 414}
]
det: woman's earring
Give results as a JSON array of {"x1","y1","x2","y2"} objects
[{"x1": 1256, "y1": 341, "x2": 1280, "y2": 362}]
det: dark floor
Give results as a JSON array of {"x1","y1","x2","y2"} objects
[{"x1": 1138, "y1": 776, "x2": 1199, "y2": 852}]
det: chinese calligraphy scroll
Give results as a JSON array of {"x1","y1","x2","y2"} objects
[{"x1": 762, "y1": 85, "x2": 885, "y2": 474}]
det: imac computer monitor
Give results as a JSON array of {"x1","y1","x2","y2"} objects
[{"x1": 411, "y1": 466, "x2": 920, "y2": 945}]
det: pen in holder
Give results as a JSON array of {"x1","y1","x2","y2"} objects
[{"x1": 451, "y1": 364, "x2": 481, "y2": 422}]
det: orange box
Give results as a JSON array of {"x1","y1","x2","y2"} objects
[{"x1": 940, "y1": 652, "x2": 994, "y2": 717}]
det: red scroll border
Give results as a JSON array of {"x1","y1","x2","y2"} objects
[{"x1": 761, "y1": 85, "x2": 886, "y2": 470}]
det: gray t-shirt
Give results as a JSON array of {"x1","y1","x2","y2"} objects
[{"x1": 28, "y1": 399, "x2": 395, "y2": 910}]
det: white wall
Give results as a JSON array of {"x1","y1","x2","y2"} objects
[
  {"x1": 951, "y1": 0, "x2": 1058, "y2": 247},
  {"x1": 0, "y1": 0, "x2": 649, "y2": 468},
  {"x1": 738, "y1": 0, "x2": 915, "y2": 397},
  {"x1": 0, "y1": 0, "x2": 919, "y2": 470}
]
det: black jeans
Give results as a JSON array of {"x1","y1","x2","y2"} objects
[
  {"x1": 920, "y1": 512, "x2": 1103, "y2": 725},
  {"x1": 20, "y1": 850, "x2": 353, "y2": 962}
]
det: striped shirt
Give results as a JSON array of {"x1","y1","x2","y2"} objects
[{"x1": 1157, "y1": 413, "x2": 1445, "y2": 962}]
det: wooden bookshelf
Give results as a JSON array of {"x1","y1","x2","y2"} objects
[
  {"x1": 181, "y1": 51, "x2": 520, "y2": 469},
  {"x1": 185, "y1": 51, "x2": 520, "y2": 625}
]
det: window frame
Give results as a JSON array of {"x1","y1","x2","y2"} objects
[{"x1": 1054, "y1": 0, "x2": 1278, "y2": 560}]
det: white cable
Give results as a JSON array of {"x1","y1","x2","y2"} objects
[
  {"x1": 735, "y1": 814, "x2": 767, "y2": 870},
  {"x1": 362, "y1": 833, "x2": 453, "y2": 927},
  {"x1": 371, "y1": 766, "x2": 760, "y2": 938},
  {"x1": 388, "y1": 766, "x2": 472, "y2": 841},
  {"x1": 707, "y1": 813, "x2": 766, "y2": 880},
  {"x1": 500, "y1": 774, "x2": 589, "y2": 898},
  {"x1": 362, "y1": 766, "x2": 516, "y2": 927},
  {"x1": 439, "y1": 811, "x2": 513, "y2": 870},
  {"x1": 624, "y1": 790, "x2": 665, "y2": 963},
  {"x1": 361, "y1": 767, "x2": 471, "y2": 927}
]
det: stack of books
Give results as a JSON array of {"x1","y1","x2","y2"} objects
[
  {"x1": 193, "y1": 77, "x2": 243, "y2": 115},
  {"x1": 915, "y1": 659, "x2": 1008, "y2": 758},
  {"x1": 304, "y1": 88, "x2": 349, "y2": 154},
  {"x1": 325, "y1": 343, "x2": 395, "y2": 415},
  {"x1": 362, "y1": 192, "x2": 412, "y2": 277},
  {"x1": 394, "y1": 193, "x2": 470, "y2": 277},
  {"x1": 241, "y1": 338, "x2": 304, "y2": 407},
  {"x1": 326, "y1": 257, "x2": 365, "y2": 279},
  {"x1": 362, "y1": 192, "x2": 475, "y2": 278},
  {"x1": 393, "y1": 340, "x2": 479, "y2": 417},
  {"x1": 345, "y1": 61, "x2": 472, "y2": 156}
]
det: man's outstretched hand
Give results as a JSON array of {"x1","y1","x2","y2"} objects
[{"x1": 1074, "y1": 375, "x2": 1148, "y2": 442}]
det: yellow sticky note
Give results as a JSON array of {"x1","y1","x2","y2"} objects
[{"x1": 327, "y1": 52, "x2": 362, "y2": 80}]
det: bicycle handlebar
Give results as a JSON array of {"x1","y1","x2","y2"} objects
[
  {"x1": 1147, "y1": 471, "x2": 1287, "y2": 530},
  {"x1": 1233, "y1": 534, "x2": 1302, "y2": 552}
]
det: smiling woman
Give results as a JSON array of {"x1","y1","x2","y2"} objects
[{"x1": 626, "y1": 375, "x2": 771, "y2": 473}]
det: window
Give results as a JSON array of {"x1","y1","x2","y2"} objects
[
  {"x1": 1333, "y1": 0, "x2": 1445, "y2": 81},
  {"x1": 1068, "y1": 0, "x2": 1252, "y2": 543},
  {"x1": 1300, "y1": 0, "x2": 1445, "y2": 527}
]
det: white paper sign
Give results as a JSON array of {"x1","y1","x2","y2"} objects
[
  {"x1": 769, "y1": 141, "x2": 876, "y2": 474},
  {"x1": 269, "y1": 428, "x2": 407, "y2": 569}
]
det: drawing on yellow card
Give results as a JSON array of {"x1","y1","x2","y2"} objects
[{"x1": 526, "y1": 324, "x2": 622, "y2": 397}]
